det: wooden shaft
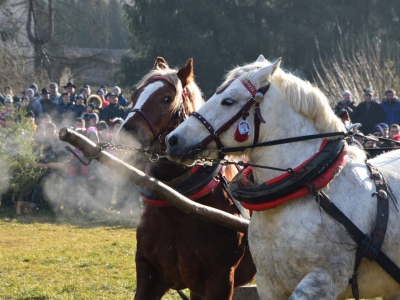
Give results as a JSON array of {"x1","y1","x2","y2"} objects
[{"x1": 59, "y1": 127, "x2": 249, "y2": 233}]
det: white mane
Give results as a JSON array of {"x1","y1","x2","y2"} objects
[{"x1": 221, "y1": 60, "x2": 346, "y2": 135}]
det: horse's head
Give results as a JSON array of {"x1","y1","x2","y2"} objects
[
  {"x1": 166, "y1": 55, "x2": 345, "y2": 166},
  {"x1": 116, "y1": 57, "x2": 204, "y2": 150}
]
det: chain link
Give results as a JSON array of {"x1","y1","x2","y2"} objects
[{"x1": 98, "y1": 142, "x2": 292, "y2": 172}]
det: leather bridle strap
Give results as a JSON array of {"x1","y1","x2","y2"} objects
[
  {"x1": 130, "y1": 108, "x2": 158, "y2": 140},
  {"x1": 191, "y1": 96, "x2": 256, "y2": 158}
]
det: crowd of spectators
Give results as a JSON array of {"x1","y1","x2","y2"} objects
[
  {"x1": 335, "y1": 87, "x2": 400, "y2": 157},
  {"x1": 2, "y1": 82, "x2": 400, "y2": 213},
  {"x1": 0, "y1": 82, "x2": 138, "y2": 214}
]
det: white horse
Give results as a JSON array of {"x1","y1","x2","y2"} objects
[{"x1": 165, "y1": 55, "x2": 400, "y2": 299}]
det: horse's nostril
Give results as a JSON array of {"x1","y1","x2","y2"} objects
[{"x1": 168, "y1": 134, "x2": 179, "y2": 147}]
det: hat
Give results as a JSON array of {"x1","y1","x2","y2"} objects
[
  {"x1": 112, "y1": 86, "x2": 121, "y2": 94},
  {"x1": 30, "y1": 83, "x2": 38, "y2": 90},
  {"x1": 100, "y1": 85, "x2": 107, "y2": 89},
  {"x1": 41, "y1": 88, "x2": 50, "y2": 95},
  {"x1": 76, "y1": 94, "x2": 84, "y2": 100},
  {"x1": 97, "y1": 121, "x2": 109, "y2": 131},
  {"x1": 45, "y1": 122, "x2": 57, "y2": 130},
  {"x1": 111, "y1": 117, "x2": 124, "y2": 125},
  {"x1": 89, "y1": 113, "x2": 99, "y2": 122},
  {"x1": 364, "y1": 88, "x2": 374, "y2": 95},
  {"x1": 25, "y1": 110, "x2": 35, "y2": 118},
  {"x1": 83, "y1": 84, "x2": 90, "y2": 89},
  {"x1": 342, "y1": 90, "x2": 351, "y2": 96},
  {"x1": 80, "y1": 88, "x2": 88, "y2": 94},
  {"x1": 25, "y1": 88, "x2": 34, "y2": 95},
  {"x1": 379, "y1": 123, "x2": 389, "y2": 129},
  {"x1": 49, "y1": 83, "x2": 58, "y2": 88},
  {"x1": 110, "y1": 93, "x2": 118, "y2": 98},
  {"x1": 64, "y1": 82, "x2": 77, "y2": 89},
  {"x1": 96, "y1": 88, "x2": 105, "y2": 95},
  {"x1": 86, "y1": 127, "x2": 99, "y2": 143},
  {"x1": 371, "y1": 125, "x2": 384, "y2": 136},
  {"x1": 87, "y1": 103, "x2": 95, "y2": 109}
]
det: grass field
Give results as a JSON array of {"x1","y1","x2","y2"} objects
[
  {"x1": 0, "y1": 206, "x2": 188, "y2": 300},
  {"x1": 0, "y1": 206, "x2": 383, "y2": 300}
]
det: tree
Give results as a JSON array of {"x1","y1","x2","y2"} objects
[
  {"x1": 26, "y1": 0, "x2": 54, "y2": 77},
  {"x1": 119, "y1": 0, "x2": 400, "y2": 96}
]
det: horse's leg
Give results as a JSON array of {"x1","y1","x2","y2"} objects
[
  {"x1": 201, "y1": 269, "x2": 234, "y2": 300},
  {"x1": 288, "y1": 269, "x2": 343, "y2": 300},
  {"x1": 134, "y1": 248, "x2": 169, "y2": 300}
]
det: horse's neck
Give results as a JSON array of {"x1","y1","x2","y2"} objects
[{"x1": 249, "y1": 128, "x2": 322, "y2": 185}]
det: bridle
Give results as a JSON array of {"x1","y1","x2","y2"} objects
[
  {"x1": 129, "y1": 76, "x2": 188, "y2": 145},
  {"x1": 189, "y1": 76, "x2": 270, "y2": 158}
]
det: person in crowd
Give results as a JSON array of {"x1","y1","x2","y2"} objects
[
  {"x1": 87, "y1": 94, "x2": 103, "y2": 114},
  {"x1": 112, "y1": 86, "x2": 128, "y2": 107},
  {"x1": 389, "y1": 124, "x2": 400, "y2": 139},
  {"x1": 82, "y1": 103, "x2": 95, "y2": 127},
  {"x1": 0, "y1": 97, "x2": 14, "y2": 127},
  {"x1": 379, "y1": 123, "x2": 389, "y2": 138},
  {"x1": 37, "y1": 133, "x2": 68, "y2": 211},
  {"x1": 69, "y1": 94, "x2": 86, "y2": 119},
  {"x1": 100, "y1": 84, "x2": 108, "y2": 95},
  {"x1": 39, "y1": 113, "x2": 52, "y2": 127},
  {"x1": 79, "y1": 88, "x2": 89, "y2": 104},
  {"x1": 64, "y1": 82, "x2": 77, "y2": 103},
  {"x1": 335, "y1": 90, "x2": 356, "y2": 120},
  {"x1": 111, "y1": 117, "x2": 123, "y2": 133},
  {"x1": 371, "y1": 124, "x2": 385, "y2": 147},
  {"x1": 97, "y1": 121, "x2": 111, "y2": 142},
  {"x1": 56, "y1": 92, "x2": 74, "y2": 126},
  {"x1": 29, "y1": 83, "x2": 42, "y2": 102},
  {"x1": 65, "y1": 128, "x2": 89, "y2": 212},
  {"x1": 353, "y1": 88, "x2": 386, "y2": 135},
  {"x1": 74, "y1": 117, "x2": 86, "y2": 130},
  {"x1": 381, "y1": 89, "x2": 400, "y2": 126},
  {"x1": 88, "y1": 113, "x2": 99, "y2": 128},
  {"x1": 391, "y1": 134, "x2": 400, "y2": 149},
  {"x1": 101, "y1": 93, "x2": 125, "y2": 126},
  {"x1": 49, "y1": 83, "x2": 61, "y2": 105},
  {"x1": 83, "y1": 84, "x2": 91, "y2": 96},
  {"x1": 40, "y1": 88, "x2": 58, "y2": 121},
  {"x1": 85, "y1": 127, "x2": 115, "y2": 212},
  {"x1": 96, "y1": 88, "x2": 109, "y2": 108},
  {"x1": 25, "y1": 88, "x2": 43, "y2": 122},
  {"x1": 4, "y1": 86, "x2": 21, "y2": 104}
]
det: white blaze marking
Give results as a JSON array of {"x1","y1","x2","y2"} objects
[{"x1": 115, "y1": 81, "x2": 165, "y2": 141}]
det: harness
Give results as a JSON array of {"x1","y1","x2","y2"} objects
[
  {"x1": 190, "y1": 75, "x2": 400, "y2": 299},
  {"x1": 190, "y1": 77, "x2": 270, "y2": 158},
  {"x1": 132, "y1": 76, "x2": 249, "y2": 219}
]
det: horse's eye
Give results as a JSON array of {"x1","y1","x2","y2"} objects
[
  {"x1": 221, "y1": 99, "x2": 234, "y2": 106},
  {"x1": 164, "y1": 97, "x2": 172, "y2": 103}
]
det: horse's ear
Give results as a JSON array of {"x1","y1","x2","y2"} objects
[
  {"x1": 256, "y1": 55, "x2": 266, "y2": 62},
  {"x1": 153, "y1": 56, "x2": 168, "y2": 70},
  {"x1": 177, "y1": 58, "x2": 194, "y2": 88},
  {"x1": 252, "y1": 57, "x2": 281, "y2": 86}
]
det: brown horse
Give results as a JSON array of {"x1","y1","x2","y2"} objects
[{"x1": 117, "y1": 57, "x2": 255, "y2": 300}]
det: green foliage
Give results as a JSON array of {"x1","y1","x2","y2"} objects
[
  {"x1": 0, "y1": 111, "x2": 44, "y2": 196},
  {"x1": 119, "y1": 0, "x2": 400, "y2": 97}
]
